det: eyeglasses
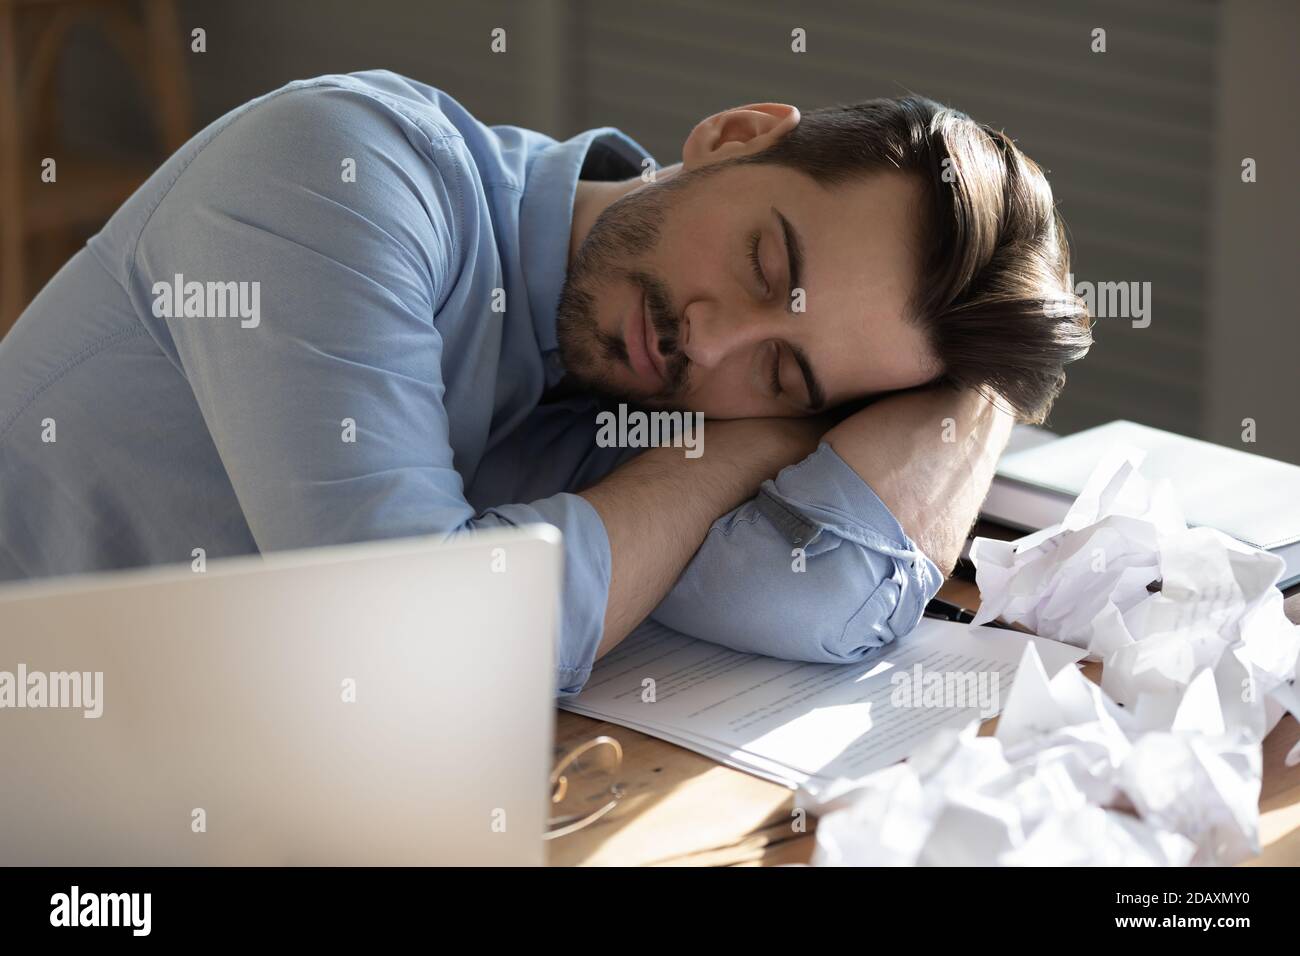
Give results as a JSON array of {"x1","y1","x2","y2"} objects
[{"x1": 545, "y1": 735, "x2": 625, "y2": 840}]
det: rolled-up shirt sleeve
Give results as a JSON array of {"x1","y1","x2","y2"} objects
[
  {"x1": 650, "y1": 442, "x2": 943, "y2": 662},
  {"x1": 479, "y1": 494, "x2": 610, "y2": 696}
]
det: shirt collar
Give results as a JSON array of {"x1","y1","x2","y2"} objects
[{"x1": 519, "y1": 127, "x2": 653, "y2": 358}]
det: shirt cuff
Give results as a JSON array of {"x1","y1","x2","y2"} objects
[
  {"x1": 485, "y1": 491, "x2": 611, "y2": 697},
  {"x1": 758, "y1": 441, "x2": 943, "y2": 609}
]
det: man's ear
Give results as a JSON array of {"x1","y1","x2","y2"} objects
[{"x1": 681, "y1": 103, "x2": 800, "y2": 169}]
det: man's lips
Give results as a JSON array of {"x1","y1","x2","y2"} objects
[{"x1": 624, "y1": 288, "x2": 666, "y2": 388}]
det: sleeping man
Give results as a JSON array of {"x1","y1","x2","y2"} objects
[{"x1": 0, "y1": 72, "x2": 1090, "y2": 694}]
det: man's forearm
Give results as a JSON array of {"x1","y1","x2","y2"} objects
[
  {"x1": 580, "y1": 418, "x2": 823, "y2": 657},
  {"x1": 822, "y1": 386, "x2": 1014, "y2": 575}
]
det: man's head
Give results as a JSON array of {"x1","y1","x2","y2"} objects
[{"x1": 556, "y1": 96, "x2": 1091, "y2": 423}]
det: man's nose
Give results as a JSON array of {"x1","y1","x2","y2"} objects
[{"x1": 679, "y1": 302, "x2": 778, "y2": 370}]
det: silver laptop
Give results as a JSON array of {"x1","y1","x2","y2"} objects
[{"x1": 0, "y1": 527, "x2": 561, "y2": 865}]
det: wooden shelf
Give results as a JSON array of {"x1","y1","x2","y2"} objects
[{"x1": 1, "y1": 0, "x2": 191, "y2": 329}]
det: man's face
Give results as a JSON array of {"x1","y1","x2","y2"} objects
[{"x1": 556, "y1": 162, "x2": 939, "y2": 418}]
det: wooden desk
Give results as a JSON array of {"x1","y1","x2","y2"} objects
[{"x1": 548, "y1": 577, "x2": 1300, "y2": 866}]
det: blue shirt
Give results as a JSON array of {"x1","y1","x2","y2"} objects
[{"x1": 0, "y1": 72, "x2": 942, "y2": 695}]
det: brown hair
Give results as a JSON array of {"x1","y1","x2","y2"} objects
[{"x1": 735, "y1": 96, "x2": 1091, "y2": 423}]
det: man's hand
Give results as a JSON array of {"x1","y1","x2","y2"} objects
[
  {"x1": 822, "y1": 385, "x2": 1015, "y2": 575},
  {"x1": 580, "y1": 416, "x2": 826, "y2": 657}
]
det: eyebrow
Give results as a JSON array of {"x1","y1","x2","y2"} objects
[{"x1": 772, "y1": 207, "x2": 824, "y2": 411}]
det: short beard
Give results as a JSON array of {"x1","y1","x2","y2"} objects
[{"x1": 555, "y1": 167, "x2": 710, "y2": 408}]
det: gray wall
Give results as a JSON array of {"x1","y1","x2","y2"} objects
[
  {"x1": 1206, "y1": 0, "x2": 1299, "y2": 465},
  {"x1": 64, "y1": 0, "x2": 1299, "y2": 460}
]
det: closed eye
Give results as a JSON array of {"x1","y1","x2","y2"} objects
[
  {"x1": 747, "y1": 231, "x2": 769, "y2": 296},
  {"x1": 768, "y1": 342, "x2": 783, "y2": 396}
]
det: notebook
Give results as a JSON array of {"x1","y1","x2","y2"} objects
[{"x1": 980, "y1": 420, "x2": 1300, "y2": 589}]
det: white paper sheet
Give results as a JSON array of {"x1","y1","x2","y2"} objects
[{"x1": 562, "y1": 618, "x2": 1085, "y2": 795}]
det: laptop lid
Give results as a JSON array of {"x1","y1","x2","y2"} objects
[{"x1": 0, "y1": 526, "x2": 561, "y2": 865}]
